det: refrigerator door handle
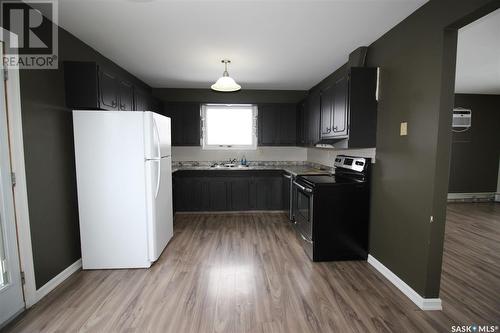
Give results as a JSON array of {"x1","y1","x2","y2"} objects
[
  {"x1": 155, "y1": 159, "x2": 161, "y2": 198},
  {"x1": 153, "y1": 118, "x2": 161, "y2": 159}
]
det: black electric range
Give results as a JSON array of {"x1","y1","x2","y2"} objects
[{"x1": 292, "y1": 155, "x2": 371, "y2": 261}]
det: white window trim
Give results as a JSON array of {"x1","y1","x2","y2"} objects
[{"x1": 201, "y1": 104, "x2": 258, "y2": 150}]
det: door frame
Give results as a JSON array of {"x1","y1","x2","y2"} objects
[{"x1": 0, "y1": 27, "x2": 37, "y2": 308}]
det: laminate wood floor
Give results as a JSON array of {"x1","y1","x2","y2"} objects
[{"x1": 4, "y1": 203, "x2": 499, "y2": 332}]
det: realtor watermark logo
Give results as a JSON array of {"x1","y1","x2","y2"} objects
[
  {"x1": 1, "y1": 0, "x2": 58, "y2": 69},
  {"x1": 451, "y1": 324, "x2": 499, "y2": 332}
]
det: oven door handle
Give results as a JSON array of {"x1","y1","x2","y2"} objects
[
  {"x1": 293, "y1": 181, "x2": 313, "y2": 193},
  {"x1": 283, "y1": 173, "x2": 292, "y2": 179}
]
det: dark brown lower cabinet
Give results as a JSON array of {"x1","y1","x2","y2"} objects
[{"x1": 173, "y1": 170, "x2": 284, "y2": 212}]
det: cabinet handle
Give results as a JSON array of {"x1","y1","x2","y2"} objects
[
  {"x1": 326, "y1": 127, "x2": 331, "y2": 133},
  {"x1": 112, "y1": 101, "x2": 117, "y2": 107},
  {"x1": 120, "y1": 104, "x2": 126, "y2": 110},
  {"x1": 333, "y1": 126, "x2": 338, "y2": 131}
]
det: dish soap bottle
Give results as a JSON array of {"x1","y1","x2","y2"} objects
[{"x1": 241, "y1": 155, "x2": 247, "y2": 166}]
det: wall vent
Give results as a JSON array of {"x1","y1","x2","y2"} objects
[{"x1": 452, "y1": 107, "x2": 472, "y2": 128}]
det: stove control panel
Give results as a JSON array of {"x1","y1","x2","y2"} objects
[{"x1": 334, "y1": 155, "x2": 367, "y2": 173}]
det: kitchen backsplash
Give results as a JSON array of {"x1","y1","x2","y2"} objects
[
  {"x1": 171, "y1": 146, "x2": 307, "y2": 162},
  {"x1": 171, "y1": 146, "x2": 376, "y2": 166}
]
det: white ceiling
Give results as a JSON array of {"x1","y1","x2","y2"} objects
[
  {"x1": 455, "y1": 9, "x2": 500, "y2": 95},
  {"x1": 58, "y1": 0, "x2": 427, "y2": 90}
]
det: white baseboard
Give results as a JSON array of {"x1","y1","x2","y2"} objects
[
  {"x1": 447, "y1": 192, "x2": 495, "y2": 201},
  {"x1": 31, "y1": 259, "x2": 82, "y2": 306},
  {"x1": 367, "y1": 255, "x2": 442, "y2": 311},
  {"x1": 495, "y1": 193, "x2": 500, "y2": 202}
]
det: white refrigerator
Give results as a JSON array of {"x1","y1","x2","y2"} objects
[{"x1": 73, "y1": 110, "x2": 173, "y2": 269}]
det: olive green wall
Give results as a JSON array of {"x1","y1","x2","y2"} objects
[
  {"x1": 365, "y1": 0, "x2": 499, "y2": 297},
  {"x1": 449, "y1": 94, "x2": 500, "y2": 193}
]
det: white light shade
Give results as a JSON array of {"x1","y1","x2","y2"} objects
[{"x1": 211, "y1": 75, "x2": 241, "y2": 92}]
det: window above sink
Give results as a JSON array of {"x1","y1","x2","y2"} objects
[{"x1": 201, "y1": 104, "x2": 258, "y2": 150}]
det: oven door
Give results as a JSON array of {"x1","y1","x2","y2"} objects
[{"x1": 292, "y1": 180, "x2": 313, "y2": 243}]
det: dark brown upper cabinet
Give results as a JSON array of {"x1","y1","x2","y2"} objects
[
  {"x1": 307, "y1": 90, "x2": 321, "y2": 145},
  {"x1": 320, "y1": 84, "x2": 335, "y2": 137},
  {"x1": 98, "y1": 68, "x2": 119, "y2": 110},
  {"x1": 64, "y1": 61, "x2": 159, "y2": 113},
  {"x1": 347, "y1": 67, "x2": 378, "y2": 148},
  {"x1": 332, "y1": 76, "x2": 349, "y2": 137},
  {"x1": 133, "y1": 88, "x2": 149, "y2": 111},
  {"x1": 64, "y1": 61, "x2": 100, "y2": 110},
  {"x1": 316, "y1": 67, "x2": 377, "y2": 147},
  {"x1": 320, "y1": 76, "x2": 348, "y2": 140},
  {"x1": 118, "y1": 80, "x2": 134, "y2": 111},
  {"x1": 258, "y1": 103, "x2": 297, "y2": 146},
  {"x1": 297, "y1": 101, "x2": 308, "y2": 146},
  {"x1": 134, "y1": 88, "x2": 163, "y2": 113},
  {"x1": 148, "y1": 97, "x2": 163, "y2": 114},
  {"x1": 164, "y1": 102, "x2": 201, "y2": 146}
]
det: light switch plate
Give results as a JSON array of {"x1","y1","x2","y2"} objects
[{"x1": 400, "y1": 122, "x2": 408, "y2": 136}]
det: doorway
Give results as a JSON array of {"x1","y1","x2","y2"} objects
[
  {"x1": 0, "y1": 42, "x2": 24, "y2": 327},
  {"x1": 440, "y1": 8, "x2": 500, "y2": 323}
]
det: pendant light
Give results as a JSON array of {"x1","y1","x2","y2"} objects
[{"x1": 211, "y1": 59, "x2": 241, "y2": 92}]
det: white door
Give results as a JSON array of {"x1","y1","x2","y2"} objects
[{"x1": 0, "y1": 43, "x2": 24, "y2": 326}]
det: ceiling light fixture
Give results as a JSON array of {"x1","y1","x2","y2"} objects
[{"x1": 211, "y1": 59, "x2": 241, "y2": 92}]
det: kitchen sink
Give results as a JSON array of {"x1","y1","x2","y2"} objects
[{"x1": 210, "y1": 164, "x2": 249, "y2": 168}]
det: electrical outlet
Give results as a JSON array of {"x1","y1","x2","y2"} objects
[{"x1": 400, "y1": 122, "x2": 408, "y2": 136}]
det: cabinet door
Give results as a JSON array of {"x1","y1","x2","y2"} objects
[
  {"x1": 332, "y1": 76, "x2": 348, "y2": 137},
  {"x1": 183, "y1": 103, "x2": 201, "y2": 146},
  {"x1": 297, "y1": 101, "x2": 308, "y2": 146},
  {"x1": 269, "y1": 176, "x2": 283, "y2": 210},
  {"x1": 165, "y1": 103, "x2": 200, "y2": 146},
  {"x1": 178, "y1": 177, "x2": 210, "y2": 211},
  {"x1": 177, "y1": 178, "x2": 199, "y2": 211},
  {"x1": 209, "y1": 179, "x2": 228, "y2": 211},
  {"x1": 64, "y1": 61, "x2": 100, "y2": 109},
  {"x1": 98, "y1": 69, "x2": 119, "y2": 110},
  {"x1": 348, "y1": 68, "x2": 378, "y2": 148},
  {"x1": 259, "y1": 104, "x2": 296, "y2": 146},
  {"x1": 278, "y1": 104, "x2": 297, "y2": 145},
  {"x1": 230, "y1": 178, "x2": 251, "y2": 211},
  {"x1": 254, "y1": 174, "x2": 283, "y2": 210},
  {"x1": 133, "y1": 89, "x2": 147, "y2": 111},
  {"x1": 254, "y1": 178, "x2": 270, "y2": 210},
  {"x1": 170, "y1": 108, "x2": 184, "y2": 146},
  {"x1": 258, "y1": 104, "x2": 279, "y2": 145},
  {"x1": 320, "y1": 84, "x2": 335, "y2": 138},
  {"x1": 149, "y1": 97, "x2": 163, "y2": 113},
  {"x1": 307, "y1": 90, "x2": 321, "y2": 145},
  {"x1": 118, "y1": 80, "x2": 134, "y2": 111}
]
